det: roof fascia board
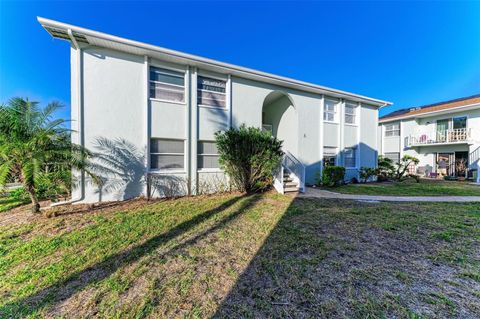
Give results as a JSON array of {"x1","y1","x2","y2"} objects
[{"x1": 37, "y1": 16, "x2": 391, "y2": 107}]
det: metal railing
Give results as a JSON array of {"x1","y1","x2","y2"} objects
[
  {"x1": 406, "y1": 128, "x2": 471, "y2": 147},
  {"x1": 272, "y1": 150, "x2": 306, "y2": 194},
  {"x1": 282, "y1": 150, "x2": 305, "y2": 192},
  {"x1": 262, "y1": 124, "x2": 273, "y2": 134}
]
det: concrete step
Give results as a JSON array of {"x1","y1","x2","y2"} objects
[
  {"x1": 284, "y1": 187, "x2": 299, "y2": 193},
  {"x1": 283, "y1": 182, "x2": 298, "y2": 187},
  {"x1": 283, "y1": 177, "x2": 293, "y2": 182}
]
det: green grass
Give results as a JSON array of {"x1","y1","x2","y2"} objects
[
  {"x1": 324, "y1": 179, "x2": 480, "y2": 196},
  {"x1": 0, "y1": 196, "x2": 27, "y2": 213},
  {"x1": 0, "y1": 193, "x2": 479, "y2": 318}
]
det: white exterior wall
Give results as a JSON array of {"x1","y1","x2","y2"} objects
[
  {"x1": 79, "y1": 47, "x2": 147, "y2": 202},
  {"x1": 73, "y1": 46, "x2": 382, "y2": 202},
  {"x1": 360, "y1": 104, "x2": 379, "y2": 168}
]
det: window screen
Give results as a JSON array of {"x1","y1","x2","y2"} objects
[
  {"x1": 384, "y1": 152, "x2": 400, "y2": 164},
  {"x1": 197, "y1": 76, "x2": 226, "y2": 107},
  {"x1": 198, "y1": 141, "x2": 220, "y2": 169},
  {"x1": 345, "y1": 102, "x2": 357, "y2": 124},
  {"x1": 323, "y1": 99, "x2": 337, "y2": 122},
  {"x1": 344, "y1": 148, "x2": 356, "y2": 168},
  {"x1": 385, "y1": 123, "x2": 400, "y2": 137},
  {"x1": 150, "y1": 139, "x2": 184, "y2": 170},
  {"x1": 149, "y1": 67, "x2": 185, "y2": 102},
  {"x1": 323, "y1": 147, "x2": 337, "y2": 167}
]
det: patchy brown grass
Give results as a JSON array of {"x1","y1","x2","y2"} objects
[{"x1": 0, "y1": 193, "x2": 479, "y2": 318}]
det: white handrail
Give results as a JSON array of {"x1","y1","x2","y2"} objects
[{"x1": 273, "y1": 164, "x2": 284, "y2": 194}]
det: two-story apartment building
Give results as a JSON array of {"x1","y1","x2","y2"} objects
[
  {"x1": 378, "y1": 94, "x2": 480, "y2": 178},
  {"x1": 38, "y1": 17, "x2": 390, "y2": 203}
]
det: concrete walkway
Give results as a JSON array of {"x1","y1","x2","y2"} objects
[{"x1": 299, "y1": 187, "x2": 480, "y2": 202}]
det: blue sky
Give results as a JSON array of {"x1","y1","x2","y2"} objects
[{"x1": 1, "y1": 1, "x2": 479, "y2": 120}]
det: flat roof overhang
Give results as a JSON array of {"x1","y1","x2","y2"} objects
[{"x1": 37, "y1": 17, "x2": 392, "y2": 108}]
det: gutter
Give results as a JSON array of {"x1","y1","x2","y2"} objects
[{"x1": 51, "y1": 28, "x2": 85, "y2": 207}]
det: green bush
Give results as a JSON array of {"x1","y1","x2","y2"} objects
[
  {"x1": 377, "y1": 155, "x2": 395, "y2": 181},
  {"x1": 322, "y1": 166, "x2": 345, "y2": 187},
  {"x1": 36, "y1": 171, "x2": 71, "y2": 200},
  {"x1": 393, "y1": 155, "x2": 420, "y2": 182},
  {"x1": 215, "y1": 125, "x2": 283, "y2": 193},
  {"x1": 359, "y1": 167, "x2": 377, "y2": 183},
  {"x1": 9, "y1": 187, "x2": 28, "y2": 201}
]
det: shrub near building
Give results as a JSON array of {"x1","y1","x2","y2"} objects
[
  {"x1": 321, "y1": 166, "x2": 346, "y2": 187},
  {"x1": 215, "y1": 125, "x2": 283, "y2": 193}
]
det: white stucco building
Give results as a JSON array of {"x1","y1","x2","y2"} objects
[
  {"x1": 39, "y1": 17, "x2": 390, "y2": 203},
  {"x1": 378, "y1": 95, "x2": 480, "y2": 179}
]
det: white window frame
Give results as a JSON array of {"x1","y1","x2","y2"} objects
[
  {"x1": 149, "y1": 66, "x2": 186, "y2": 104},
  {"x1": 344, "y1": 147, "x2": 357, "y2": 168},
  {"x1": 149, "y1": 138, "x2": 186, "y2": 173},
  {"x1": 197, "y1": 141, "x2": 222, "y2": 172},
  {"x1": 323, "y1": 147, "x2": 338, "y2": 167},
  {"x1": 385, "y1": 122, "x2": 400, "y2": 137},
  {"x1": 197, "y1": 74, "x2": 227, "y2": 109},
  {"x1": 323, "y1": 98, "x2": 339, "y2": 123},
  {"x1": 384, "y1": 152, "x2": 400, "y2": 164},
  {"x1": 344, "y1": 101, "x2": 358, "y2": 125}
]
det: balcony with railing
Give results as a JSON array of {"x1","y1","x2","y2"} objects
[{"x1": 405, "y1": 128, "x2": 472, "y2": 147}]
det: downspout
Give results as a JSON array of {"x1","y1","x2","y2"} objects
[{"x1": 51, "y1": 29, "x2": 84, "y2": 206}]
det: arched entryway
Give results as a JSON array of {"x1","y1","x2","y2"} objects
[{"x1": 262, "y1": 91, "x2": 298, "y2": 156}]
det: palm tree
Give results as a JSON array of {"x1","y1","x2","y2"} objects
[{"x1": 0, "y1": 97, "x2": 97, "y2": 213}]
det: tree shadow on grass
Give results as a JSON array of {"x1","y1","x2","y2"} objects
[
  {"x1": 213, "y1": 196, "x2": 331, "y2": 318},
  {"x1": 0, "y1": 193, "x2": 263, "y2": 318}
]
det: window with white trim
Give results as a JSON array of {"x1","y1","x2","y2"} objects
[
  {"x1": 197, "y1": 141, "x2": 220, "y2": 169},
  {"x1": 344, "y1": 148, "x2": 356, "y2": 168},
  {"x1": 150, "y1": 139, "x2": 184, "y2": 170},
  {"x1": 384, "y1": 152, "x2": 400, "y2": 164},
  {"x1": 149, "y1": 67, "x2": 185, "y2": 102},
  {"x1": 197, "y1": 76, "x2": 226, "y2": 107},
  {"x1": 323, "y1": 147, "x2": 337, "y2": 167},
  {"x1": 344, "y1": 102, "x2": 357, "y2": 124},
  {"x1": 323, "y1": 99, "x2": 338, "y2": 122},
  {"x1": 385, "y1": 123, "x2": 400, "y2": 137}
]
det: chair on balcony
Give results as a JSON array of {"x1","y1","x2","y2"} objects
[{"x1": 419, "y1": 134, "x2": 427, "y2": 143}]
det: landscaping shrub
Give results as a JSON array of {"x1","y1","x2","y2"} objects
[
  {"x1": 36, "y1": 171, "x2": 71, "y2": 200},
  {"x1": 359, "y1": 167, "x2": 377, "y2": 183},
  {"x1": 215, "y1": 125, "x2": 283, "y2": 193},
  {"x1": 322, "y1": 166, "x2": 345, "y2": 187},
  {"x1": 9, "y1": 187, "x2": 28, "y2": 201},
  {"x1": 377, "y1": 156, "x2": 395, "y2": 181},
  {"x1": 393, "y1": 155, "x2": 420, "y2": 181}
]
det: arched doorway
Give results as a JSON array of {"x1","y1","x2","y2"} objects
[{"x1": 262, "y1": 91, "x2": 298, "y2": 156}]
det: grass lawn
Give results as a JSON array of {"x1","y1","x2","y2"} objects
[
  {"x1": 324, "y1": 179, "x2": 480, "y2": 196},
  {"x1": 0, "y1": 192, "x2": 479, "y2": 318}
]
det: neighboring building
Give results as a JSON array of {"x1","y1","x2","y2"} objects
[
  {"x1": 378, "y1": 95, "x2": 480, "y2": 178},
  {"x1": 38, "y1": 17, "x2": 390, "y2": 203}
]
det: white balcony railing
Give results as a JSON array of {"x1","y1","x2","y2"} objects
[{"x1": 405, "y1": 128, "x2": 471, "y2": 147}]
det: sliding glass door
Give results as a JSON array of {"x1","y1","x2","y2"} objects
[{"x1": 436, "y1": 119, "x2": 449, "y2": 142}]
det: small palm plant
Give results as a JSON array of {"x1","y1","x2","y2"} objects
[{"x1": 0, "y1": 97, "x2": 97, "y2": 213}]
